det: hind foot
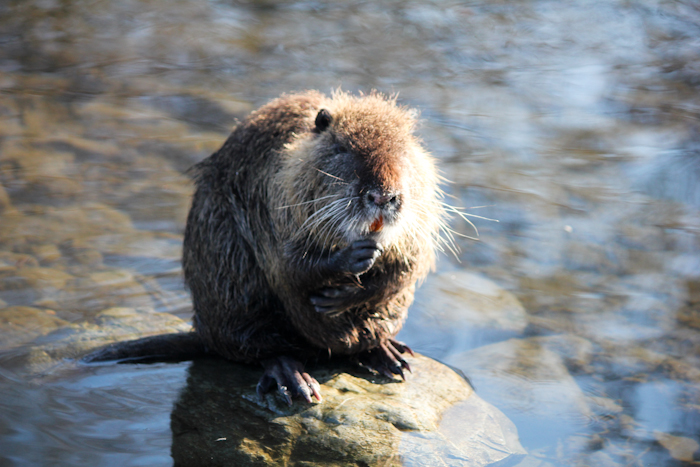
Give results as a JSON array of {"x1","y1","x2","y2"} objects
[
  {"x1": 256, "y1": 356, "x2": 322, "y2": 405},
  {"x1": 358, "y1": 339, "x2": 414, "y2": 381}
]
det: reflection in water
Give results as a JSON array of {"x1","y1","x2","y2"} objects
[{"x1": 1, "y1": 0, "x2": 700, "y2": 465}]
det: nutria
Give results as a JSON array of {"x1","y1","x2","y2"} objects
[{"x1": 86, "y1": 90, "x2": 447, "y2": 405}]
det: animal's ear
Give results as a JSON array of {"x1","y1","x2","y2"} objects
[{"x1": 314, "y1": 109, "x2": 332, "y2": 133}]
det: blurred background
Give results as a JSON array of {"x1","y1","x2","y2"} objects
[{"x1": 0, "y1": 0, "x2": 699, "y2": 465}]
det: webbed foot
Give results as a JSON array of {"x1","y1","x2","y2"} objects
[
  {"x1": 358, "y1": 339, "x2": 414, "y2": 381},
  {"x1": 256, "y1": 356, "x2": 322, "y2": 405}
]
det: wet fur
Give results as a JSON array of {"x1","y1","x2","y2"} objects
[{"x1": 182, "y1": 90, "x2": 445, "y2": 364}]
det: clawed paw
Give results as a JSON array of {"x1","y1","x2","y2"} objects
[
  {"x1": 256, "y1": 356, "x2": 322, "y2": 405},
  {"x1": 358, "y1": 339, "x2": 414, "y2": 381}
]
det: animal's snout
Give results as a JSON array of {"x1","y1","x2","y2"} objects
[{"x1": 365, "y1": 189, "x2": 400, "y2": 209}]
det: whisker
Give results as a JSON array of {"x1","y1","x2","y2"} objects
[
  {"x1": 315, "y1": 168, "x2": 346, "y2": 183},
  {"x1": 277, "y1": 194, "x2": 340, "y2": 209},
  {"x1": 299, "y1": 198, "x2": 350, "y2": 231},
  {"x1": 439, "y1": 202, "x2": 499, "y2": 223}
]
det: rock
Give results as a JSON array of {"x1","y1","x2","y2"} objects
[
  {"x1": 2, "y1": 304, "x2": 526, "y2": 465},
  {"x1": 446, "y1": 335, "x2": 597, "y2": 446},
  {"x1": 70, "y1": 248, "x2": 103, "y2": 267},
  {"x1": 171, "y1": 354, "x2": 525, "y2": 467},
  {"x1": 0, "y1": 306, "x2": 69, "y2": 349},
  {"x1": 0, "y1": 183, "x2": 12, "y2": 214},
  {"x1": 48, "y1": 269, "x2": 155, "y2": 315},
  {"x1": 654, "y1": 431, "x2": 700, "y2": 462},
  {"x1": 0, "y1": 210, "x2": 27, "y2": 250},
  {"x1": 12, "y1": 307, "x2": 191, "y2": 375},
  {"x1": 0, "y1": 252, "x2": 39, "y2": 270},
  {"x1": 401, "y1": 270, "x2": 527, "y2": 356},
  {"x1": 0, "y1": 142, "x2": 82, "y2": 201},
  {"x1": 0, "y1": 267, "x2": 77, "y2": 313},
  {"x1": 14, "y1": 267, "x2": 74, "y2": 290},
  {"x1": 414, "y1": 270, "x2": 527, "y2": 332},
  {"x1": 28, "y1": 244, "x2": 62, "y2": 264},
  {"x1": 0, "y1": 203, "x2": 136, "y2": 252}
]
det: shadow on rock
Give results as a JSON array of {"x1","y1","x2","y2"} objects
[{"x1": 170, "y1": 354, "x2": 525, "y2": 467}]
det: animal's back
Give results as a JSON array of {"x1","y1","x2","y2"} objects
[{"x1": 182, "y1": 92, "x2": 325, "y2": 363}]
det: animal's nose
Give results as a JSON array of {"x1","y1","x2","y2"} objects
[{"x1": 366, "y1": 189, "x2": 400, "y2": 208}]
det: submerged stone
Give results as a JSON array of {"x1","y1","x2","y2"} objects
[
  {"x1": 449, "y1": 335, "x2": 596, "y2": 411},
  {"x1": 414, "y1": 270, "x2": 527, "y2": 332},
  {"x1": 9, "y1": 307, "x2": 191, "y2": 374},
  {"x1": 654, "y1": 431, "x2": 700, "y2": 462},
  {"x1": 446, "y1": 335, "x2": 598, "y2": 447},
  {"x1": 0, "y1": 305, "x2": 68, "y2": 349}
]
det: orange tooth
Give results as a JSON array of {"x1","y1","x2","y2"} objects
[{"x1": 370, "y1": 216, "x2": 384, "y2": 232}]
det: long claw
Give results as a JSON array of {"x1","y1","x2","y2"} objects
[
  {"x1": 358, "y1": 339, "x2": 414, "y2": 380},
  {"x1": 389, "y1": 339, "x2": 414, "y2": 356},
  {"x1": 257, "y1": 356, "x2": 322, "y2": 405},
  {"x1": 302, "y1": 372, "x2": 323, "y2": 402},
  {"x1": 280, "y1": 385, "x2": 293, "y2": 406}
]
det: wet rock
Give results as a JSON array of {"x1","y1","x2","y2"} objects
[
  {"x1": 0, "y1": 209, "x2": 26, "y2": 250},
  {"x1": 654, "y1": 431, "x2": 699, "y2": 462},
  {"x1": 77, "y1": 231, "x2": 182, "y2": 261},
  {"x1": 2, "y1": 302, "x2": 526, "y2": 465},
  {"x1": 14, "y1": 307, "x2": 191, "y2": 374},
  {"x1": 28, "y1": 244, "x2": 62, "y2": 264},
  {"x1": 14, "y1": 267, "x2": 74, "y2": 291},
  {"x1": 0, "y1": 203, "x2": 136, "y2": 251},
  {"x1": 171, "y1": 354, "x2": 525, "y2": 467},
  {"x1": 48, "y1": 270, "x2": 155, "y2": 318},
  {"x1": 116, "y1": 157, "x2": 193, "y2": 229},
  {"x1": 0, "y1": 93, "x2": 23, "y2": 138},
  {"x1": 0, "y1": 267, "x2": 73, "y2": 310},
  {"x1": 0, "y1": 142, "x2": 82, "y2": 201},
  {"x1": 414, "y1": 270, "x2": 527, "y2": 332},
  {"x1": 0, "y1": 183, "x2": 12, "y2": 214},
  {"x1": 0, "y1": 267, "x2": 75, "y2": 312},
  {"x1": 69, "y1": 247, "x2": 103, "y2": 267},
  {"x1": 0, "y1": 252, "x2": 39, "y2": 270},
  {"x1": 0, "y1": 306, "x2": 68, "y2": 349},
  {"x1": 402, "y1": 270, "x2": 528, "y2": 356},
  {"x1": 446, "y1": 335, "x2": 597, "y2": 445}
]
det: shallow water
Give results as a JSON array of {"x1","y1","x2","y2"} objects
[{"x1": 1, "y1": 0, "x2": 699, "y2": 465}]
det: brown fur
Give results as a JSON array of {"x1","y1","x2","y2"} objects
[{"x1": 182, "y1": 90, "x2": 445, "y2": 364}]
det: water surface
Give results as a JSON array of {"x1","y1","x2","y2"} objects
[{"x1": 1, "y1": 0, "x2": 699, "y2": 465}]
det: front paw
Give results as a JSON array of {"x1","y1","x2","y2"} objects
[
  {"x1": 331, "y1": 239, "x2": 384, "y2": 275},
  {"x1": 310, "y1": 284, "x2": 361, "y2": 315}
]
